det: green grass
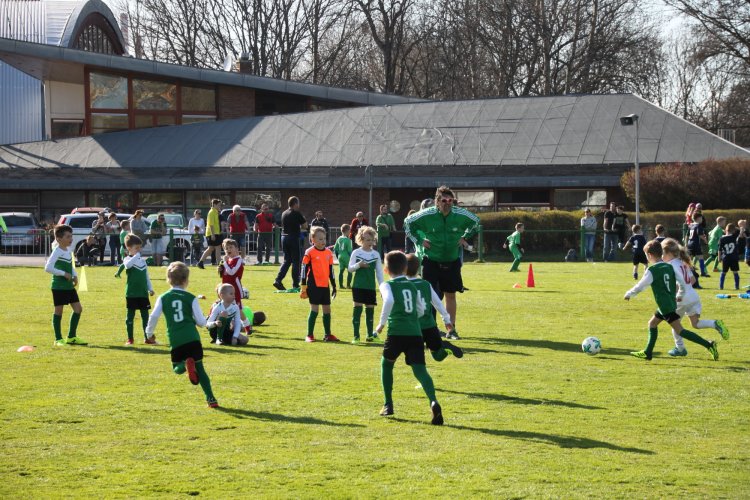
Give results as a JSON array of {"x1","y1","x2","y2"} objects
[{"x1": 1, "y1": 262, "x2": 748, "y2": 497}]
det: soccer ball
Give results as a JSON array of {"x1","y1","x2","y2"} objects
[{"x1": 581, "y1": 336, "x2": 601, "y2": 355}]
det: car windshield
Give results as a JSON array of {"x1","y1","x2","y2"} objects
[
  {"x1": 1, "y1": 215, "x2": 37, "y2": 227},
  {"x1": 146, "y1": 214, "x2": 183, "y2": 227}
]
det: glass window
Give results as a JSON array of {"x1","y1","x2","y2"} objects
[
  {"x1": 182, "y1": 86, "x2": 215, "y2": 112},
  {"x1": 0, "y1": 192, "x2": 38, "y2": 207},
  {"x1": 90, "y1": 192, "x2": 133, "y2": 212},
  {"x1": 182, "y1": 115, "x2": 216, "y2": 124},
  {"x1": 234, "y1": 191, "x2": 281, "y2": 209},
  {"x1": 135, "y1": 115, "x2": 153, "y2": 128},
  {"x1": 138, "y1": 192, "x2": 183, "y2": 206},
  {"x1": 41, "y1": 191, "x2": 85, "y2": 209},
  {"x1": 156, "y1": 115, "x2": 176, "y2": 127},
  {"x1": 90, "y1": 113, "x2": 128, "y2": 134},
  {"x1": 498, "y1": 190, "x2": 550, "y2": 204},
  {"x1": 90, "y1": 72, "x2": 127, "y2": 109},
  {"x1": 553, "y1": 190, "x2": 607, "y2": 209},
  {"x1": 454, "y1": 190, "x2": 494, "y2": 208},
  {"x1": 133, "y1": 79, "x2": 176, "y2": 110},
  {"x1": 186, "y1": 192, "x2": 230, "y2": 208},
  {"x1": 51, "y1": 120, "x2": 84, "y2": 139}
]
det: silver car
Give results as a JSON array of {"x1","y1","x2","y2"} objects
[{"x1": 0, "y1": 212, "x2": 44, "y2": 253}]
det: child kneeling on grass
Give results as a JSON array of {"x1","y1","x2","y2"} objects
[
  {"x1": 377, "y1": 251, "x2": 444, "y2": 425},
  {"x1": 207, "y1": 284, "x2": 248, "y2": 346},
  {"x1": 624, "y1": 240, "x2": 719, "y2": 361},
  {"x1": 146, "y1": 262, "x2": 218, "y2": 408}
]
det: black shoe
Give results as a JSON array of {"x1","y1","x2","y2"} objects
[
  {"x1": 446, "y1": 330, "x2": 461, "y2": 340},
  {"x1": 701, "y1": 273, "x2": 711, "y2": 278},
  {"x1": 430, "y1": 401, "x2": 443, "y2": 425},
  {"x1": 442, "y1": 340, "x2": 463, "y2": 359},
  {"x1": 379, "y1": 403, "x2": 394, "y2": 416},
  {"x1": 197, "y1": 261, "x2": 204, "y2": 269},
  {"x1": 273, "y1": 281, "x2": 285, "y2": 291}
]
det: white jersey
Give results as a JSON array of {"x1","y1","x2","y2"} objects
[{"x1": 670, "y1": 259, "x2": 700, "y2": 305}]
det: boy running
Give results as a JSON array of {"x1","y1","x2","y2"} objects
[
  {"x1": 705, "y1": 217, "x2": 727, "y2": 273},
  {"x1": 687, "y1": 214, "x2": 709, "y2": 277},
  {"x1": 624, "y1": 240, "x2": 719, "y2": 361},
  {"x1": 377, "y1": 251, "x2": 444, "y2": 425},
  {"x1": 503, "y1": 223, "x2": 524, "y2": 272},
  {"x1": 115, "y1": 234, "x2": 156, "y2": 345},
  {"x1": 622, "y1": 224, "x2": 648, "y2": 279},
  {"x1": 719, "y1": 223, "x2": 741, "y2": 290},
  {"x1": 300, "y1": 227, "x2": 338, "y2": 342},
  {"x1": 146, "y1": 262, "x2": 218, "y2": 408},
  {"x1": 45, "y1": 224, "x2": 87, "y2": 346}
]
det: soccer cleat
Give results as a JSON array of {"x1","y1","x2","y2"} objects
[
  {"x1": 707, "y1": 341, "x2": 719, "y2": 361},
  {"x1": 630, "y1": 350, "x2": 652, "y2": 360},
  {"x1": 125, "y1": 338, "x2": 134, "y2": 346},
  {"x1": 185, "y1": 358, "x2": 200, "y2": 385},
  {"x1": 273, "y1": 281, "x2": 285, "y2": 291},
  {"x1": 442, "y1": 340, "x2": 464, "y2": 359},
  {"x1": 446, "y1": 331, "x2": 461, "y2": 340},
  {"x1": 701, "y1": 273, "x2": 711, "y2": 278},
  {"x1": 289, "y1": 287, "x2": 301, "y2": 293},
  {"x1": 66, "y1": 337, "x2": 88, "y2": 345},
  {"x1": 351, "y1": 336, "x2": 360, "y2": 344},
  {"x1": 197, "y1": 261, "x2": 204, "y2": 269},
  {"x1": 379, "y1": 403, "x2": 394, "y2": 416},
  {"x1": 668, "y1": 347, "x2": 688, "y2": 357},
  {"x1": 633, "y1": 272, "x2": 638, "y2": 280},
  {"x1": 323, "y1": 334, "x2": 340, "y2": 342},
  {"x1": 430, "y1": 401, "x2": 444, "y2": 425},
  {"x1": 53, "y1": 339, "x2": 66, "y2": 347},
  {"x1": 365, "y1": 335, "x2": 374, "y2": 343},
  {"x1": 305, "y1": 335, "x2": 315, "y2": 343},
  {"x1": 207, "y1": 397, "x2": 219, "y2": 408},
  {"x1": 144, "y1": 336, "x2": 160, "y2": 345},
  {"x1": 715, "y1": 320, "x2": 730, "y2": 340}
]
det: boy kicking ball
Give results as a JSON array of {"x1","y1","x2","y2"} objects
[
  {"x1": 146, "y1": 262, "x2": 218, "y2": 408},
  {"x1": 624, "y1": 240, "x2": 719, "y2": 361},
  {"x1": 377, "y1": 251, "x2": 444, "y2": 425}
]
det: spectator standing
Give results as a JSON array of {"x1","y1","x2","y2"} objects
[
  {"x1": 580, "y1": 208, "x2": 597, "y2": 262},
  {"x1": 349, "y1": 212, "x2": 368, "y2": 249},
  {"x1": 228, "y1": 205, "x2": 249, "y2": 259},
  {"x1": 106, "y1": 212, "x2": 122, "y2": 265},
  {"x1": 613, "y1": 206, "x2": 630, "y2": 251},
  {"x1": 273, "y1": 196, "x2": 308, "y2": 290},
  {"x1": 187, "y1": 209, "x2": 205, "y2": 235},
  {"x1": 254, "y1": 203, "x2": 275, "y2": 265},
  {"x1": 602, "y1": 202, "x2": 617, "y2": 261},
  {"x1": 376, "y1": 204, "x2": 397, "y2": 259},
  {"x1": 91, "y1": 212, "x2": 107, "y2": 265},
  {"x1": 130, "y1": 210, "x2": 148, "y2": 242},
  {"x1": 197, "y1": 199, "x2": 223, "y2": 269},
  {"x1": 310, "y1": 211, "x2": 330, "y2": 244},
  {"x1": 149, "y1": 214, "x2": 167, "y2": 267}
]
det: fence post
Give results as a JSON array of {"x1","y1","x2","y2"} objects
[
  {"x1": 477, "y1": 225, "x2": 485, "y2": 263},
  {"x1": 169, "y1": 228, "x2": 174, "y2": 262},
  {"x1": 273, "y1": 227, "x2": 281, "y2": 264}
]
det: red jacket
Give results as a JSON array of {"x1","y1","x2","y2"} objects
[{"x1": 349, "y1": 217, "x2": 368, "y2": 240}]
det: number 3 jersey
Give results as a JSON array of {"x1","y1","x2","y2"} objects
[
  {"x1": 377, "y1": 276, "x2": 424, "y2": 336},
  {"x1": 146, "y1": 287, "x2": 206, "y2": 348},
  {"x1": 624, "y1": 261, "x2": 677, "y2": 315}
]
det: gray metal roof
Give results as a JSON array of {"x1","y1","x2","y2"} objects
[
  {"x1": 0, "y1": 37, "x2": 422, "y2": 106},
  {"x1": 2, "y1": 93, "x2": 748, "y2": 189}
]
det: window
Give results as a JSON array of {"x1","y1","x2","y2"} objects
[
  {"x1": 234, "y1": 192, "x2": 281, "y2": 209},
  {"x1": 553, "y1": 189, "x2": 607, "y2": 209},
  {"x1": 90, "y1": 113, "x2": 128, "y2": 134},
  {"x1": 90, "y1": 192, "x2": 133, "y2": 212},
  {"x1": 182, "y1": 86, "x2": 215, "y2": 112},
  {"x1": 51, "y1": 120, "x2": 84, "y2": 140},
  {"x1": 454, "y1": 190, "x2": 494, "y2": 212},
  {"x1": 0, "y1": 192, "x2": 38, "y2": 208},
  {"x1": 186, "y1": 192, "x2": 230, "y2": 208},
  {"x1": 40, "y1": 191, "x2": 85, "y2": 223},
  {"x1": 498, "y1": 190, "x2": 550, "y2": 204},
  {"x1": 138, "y1": 193, "x2": 183, "y2": 206},
  {"x1": 182, "y1": 115, "x2": 216, "y2": 124},
  {"x1": 90, "y1": 72, "x2": 127, "y2": 109},
  {"x1": 133, "y1": 79, "x2": 176, "y2": 110}
]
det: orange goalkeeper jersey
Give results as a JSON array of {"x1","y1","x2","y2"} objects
[{"x1": 301, "y1": 246, "x2": 334, "y2": 287}]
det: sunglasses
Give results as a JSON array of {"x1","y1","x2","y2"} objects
[{"x1": 440, "y1": 198, "x2": 454, "y2": 204}]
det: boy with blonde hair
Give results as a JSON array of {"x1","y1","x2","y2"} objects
[
  {"x1": 348, "y1": 226, "x2": 384, "y2": 343},
  {"x1": 207, "y1": 284, "x2": 247, "y2": 345},
  {"x1": 300, "y1": 226, "x2": 338, "y2": 342},
  {"x1": 146, "y1": 262, "x2": 218, "y2": 408}
]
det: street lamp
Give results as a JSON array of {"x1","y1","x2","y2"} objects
[{"x1": 620, "y1": 114, "x2": 640, "y2": 224}]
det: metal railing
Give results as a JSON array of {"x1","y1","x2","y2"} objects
[{"x1": 0, "y1": 229, "x2": 52, "y2": 256}]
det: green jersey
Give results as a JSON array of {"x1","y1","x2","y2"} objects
[
  {"x1": 507, "y1": 231, "x2": 521, "y2": 248},
  {"x1": 625, "y1": 261, "x2": 677, "y2": 315},
  {"x1": 155, "y1": 288, "x2": 201, "y2": 348},
  {"x1": 404, "y1": 206, "x2": 479, "y2": 262},
  {"x1": 45, "y1": 246, "x2": 76, "y2": 290},
  {"x1": 379, "y1": 276, "x2": 422, "y2": 336},
  {"x1": 376, "y1": 213, "x2": 396, "y2": 238},
  {"x1": 119, "y1": 229, "x2": 128, "y2": 258},
  {"x1": 334, "y1": 235, "x2": 352, "y2": 265},
  {"x1": 122, "y1": 253, "x2": 153, "y2": 298},
  {"x1": 408, "y1": 277, "x2": 442, "y2": 329},
  {"x1": 348, "y1": 248, "x2": 384, "y2": 290},
  {"x1": 708, "y1": 225, "x2": 723, "y2": 252}
]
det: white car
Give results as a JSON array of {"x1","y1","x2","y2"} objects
[{"x1": 56, "y1": 212, "x2": 192, "y2": 260}]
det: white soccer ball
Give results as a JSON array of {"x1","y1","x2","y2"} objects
[
  {"x1": 242, "y1": 287, "x2": 249, "y2": 299},
  {"x1": 581, "y1": 336, "x2": 602, "y2": 355}
]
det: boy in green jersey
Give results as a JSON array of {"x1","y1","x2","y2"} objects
[
  {"x1": 704, "y1": 216, "x2": 726, "y2": 273},
  {"x1": 333, "y1": 224, "x2": 353, "y2": 288},
  {"x1": 405, "y1": 254, "x2": 463, "y2": 360},
  {"x1": 146, "y1": 262, "x2": 218, "y2": 408},
  {"x1": 503, "y1": 222, "x2": 525, "y2": 272},
  {"x1": 119, "y1": 219, "x2": 130, "y2": 261},
  {"x1": 624, "y1": 240, "x2": 719, "y2": 361},
  {"x1": 44, "y1": 225, "x2": 87, "y2": 346},
  {"x1": 115, "y1": 234, "x2": 156, "y2": 345},
  {"x1": 376, "y1": 251, "x2": 444, "y2": 425}
]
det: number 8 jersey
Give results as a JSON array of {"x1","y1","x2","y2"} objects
[{"x1": 378, "y1": 276, "x2": 423, "y2": 336}]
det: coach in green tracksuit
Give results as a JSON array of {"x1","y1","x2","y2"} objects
[{"x1": 403, "y1": 185, "x2": 480, "y2": 339}]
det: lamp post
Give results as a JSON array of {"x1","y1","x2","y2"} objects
[
  {"x1": 620, "y1": 114, "x2": 640, "y2": 224},
  {"x1": 365, "y1": 164, "x2": 374, "y2": 223}
]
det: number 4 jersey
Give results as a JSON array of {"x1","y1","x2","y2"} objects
[
  {"x1": 624, "y1": 261, "x2": 677, "y2": 315},
  {"x1": 377, "y1": 276, "x2": 424, "y2": 336}
]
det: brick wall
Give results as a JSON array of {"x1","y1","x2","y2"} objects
[
  {"x1": 278, "y1": 188, "x2": 392, "y2": 229},
  {"x1": 217, "y1": 86, "x2": 255, "y2": 120}
]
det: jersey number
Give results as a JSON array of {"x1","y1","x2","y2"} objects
[
  {"x1": 402, "y1": 290, "x2": 414, "y2": 313},
  {"x1": 724, "y1": 243, "x2": 736, "y2": 255},
  {"x1": 663, "y1": 275, "x2": 671, "y2": 292},
  {"x1": 171, "y1": 300, "x2": 184, "y2": 322},
  {"x1": 416, "y1": 290, "x2": 428, "y2": 316}
]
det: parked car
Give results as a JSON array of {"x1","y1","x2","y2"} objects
[
  {"x1": 145, "y1": 213, "x2": 186, "y2": 230},
  {"x1": 57, "y1": 212, "x2": 192, "y2": 261},
  {"x1": 0, "y1": 212, "x2": 44, "y2": 253},
  {"x1": 71, "y1": 207, "x2": 109, "y2": 214}
]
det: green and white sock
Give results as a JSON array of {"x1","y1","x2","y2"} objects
[
  {"x1": 308, "y1": 311, "x2": 318, "y2": 336},
  {"x1": 352, "y1": 306, "x2": 363, "y2": 337},
  {"x1": 365, "y1": 307, "x2": 374, "y2": 336}
]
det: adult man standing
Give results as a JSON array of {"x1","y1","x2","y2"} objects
[
  {"x1": 602, "y1": 202, "x2": 617, "y2": 262},
  {"x1": 254, "y1": 203, "x2": 275, "y2": 265},
  {"x1": 198, "y1": 199, "x2": 223, "y2": 269},
  {"x1": 613, "y1": 205, "x2": 630, "y2": 252},
  {"x1": 228, "y1": 205, "x2": 249, "y2": 259},
  {"x1": 376, "y1": 204, "x2": 397, "y2": 259},
  {"x1": 349, "y1": 211, "x2": 368, "y2": 249},
  {"x1": 310, "y1": 211, "x2": 330, "y2": 243},
  {"x1": 273, "y1": 196, "x2": 307, "y2": 290},
  {"x1": 404, "y1": 186, "x2": 479, "y2": 340}
]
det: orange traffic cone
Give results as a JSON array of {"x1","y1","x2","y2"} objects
[{"x1": 526, "y1": 264, "x2": 535, "y2": 288}]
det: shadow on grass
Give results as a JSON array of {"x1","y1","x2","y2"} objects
[
  {"x1": 87, "y1": 345, "x2": 166, "y2": 355},
  {"x1": 459, "y1": 347, "x2": 531, "y2": 356},
  {"x1": 472, "y1": 337, "x2": 636, "y2": 356},
  {"x1": 216, "y1": 407, "x2": 365, "y2": 428},
  {"x1": 438, "y1": 388, "x2": 604, "y2": 410}
]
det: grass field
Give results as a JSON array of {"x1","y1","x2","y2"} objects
[{"x1": 0, "y1": 261, "x2": 748, "y2": 498}]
